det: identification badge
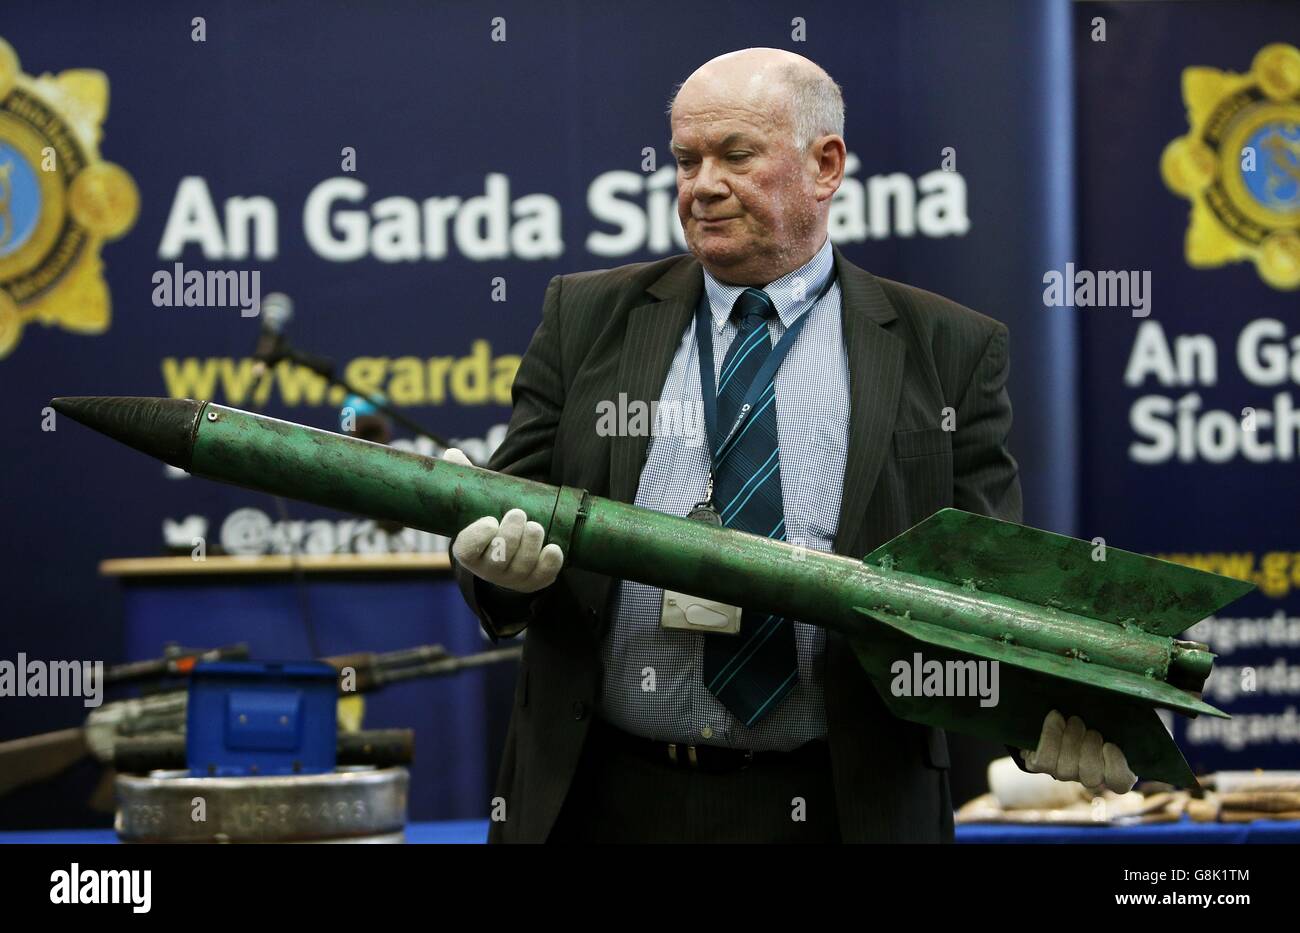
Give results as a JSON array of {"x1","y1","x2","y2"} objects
[
  {"x1": 662, "y1": 486, "x2": 741, "y2": 633},
  {"x1": 660, "y1": 589, "x2": 742, "y2": 635}
]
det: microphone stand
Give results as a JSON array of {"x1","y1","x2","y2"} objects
[{"x1": 256, "y1": 334, "x2": 467, "y2": 459}]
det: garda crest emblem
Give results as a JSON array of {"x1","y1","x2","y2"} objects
[
  {"x1": 0, "y1": 36, "x2": 138, "y2": 358},
  {"x1": 1161, "y1": 43, "x2": 1300, "y2": 291}
]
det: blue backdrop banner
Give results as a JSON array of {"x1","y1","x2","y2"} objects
[
  {"x1": 0, "y1": 0, "x2": 1082, "y2": 827},
  {"x1": 1074, "y1": 1, "x2": 1300, "y2": 774}
]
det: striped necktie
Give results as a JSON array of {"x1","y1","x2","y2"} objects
[{"x1": 702, "y1": 287, "x2": 798, "y2": 726}]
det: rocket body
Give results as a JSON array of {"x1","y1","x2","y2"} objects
[{"x1": 52, "y1": 396, "x2": 1253, "y2": 786}]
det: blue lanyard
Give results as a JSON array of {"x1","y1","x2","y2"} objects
[{"x1": 694, "y1": 271, "x2": 837, "y2": 477}]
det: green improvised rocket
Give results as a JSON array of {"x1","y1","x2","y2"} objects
[{"x1": 52, "y1": 396, "x2": 1253, "y2": 787}]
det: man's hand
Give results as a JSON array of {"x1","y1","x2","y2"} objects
[
  {"x1": 444, "y1": 448, "x2": 564, "y2": 593},
  {"x1": 1020, "y1": 709, "x2": 1137, "y2": 795}
]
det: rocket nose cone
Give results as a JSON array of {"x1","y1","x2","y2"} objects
[{"x1": 50, "y1": 396, "x2": 204, "y2": 470}]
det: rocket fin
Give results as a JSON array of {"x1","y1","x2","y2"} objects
[
  {"x1": 850, "y1": 606, "x2": 1212, "y2": 787},
  {"x1": 863, "y1": 509, "x2": 1254, "y2": 638},
  {"x1": 856, "y1": 607, "x2": 1225, "y2": 718}
]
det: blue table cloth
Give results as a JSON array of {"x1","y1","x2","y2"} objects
[{"x1": 3, "y1": 816, "x2": 1298, "y2": 843}]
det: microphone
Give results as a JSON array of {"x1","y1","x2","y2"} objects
[
  {"x1": 251, "y1": 293, "x2": 334, "y2": 379},
  {"x1": 251, "y1": 292, "x2": 292, "y2": 376},
  {"x1": 261, "y1": 292, "x2": 294, "y2": 339},
  {"x1": 241, "y1": 293, "x2": 449, "y2": 451}
]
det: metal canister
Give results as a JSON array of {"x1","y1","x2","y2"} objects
[{"x1": 114, "y1": 766, "x2": 408, "y2": 843}]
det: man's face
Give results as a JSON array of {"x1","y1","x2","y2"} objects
[{"x1": 671, "y1": 92, "x2": 819, "y2": 284}]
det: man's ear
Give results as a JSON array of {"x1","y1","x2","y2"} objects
[{"x1": 811, "y1": 134, "x2": 847, "y2": 202}]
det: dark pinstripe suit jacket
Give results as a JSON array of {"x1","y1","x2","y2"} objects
[{"x1": 454, "y1": 245, "x2": 1023, "y2": 843}]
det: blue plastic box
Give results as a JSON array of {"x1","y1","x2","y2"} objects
[{"x1": 186, "y1": 661, "x2": 338, "y2": 777}]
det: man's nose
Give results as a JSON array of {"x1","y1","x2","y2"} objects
[{"x1": 690, "y1": 159, "x2": 730, "y2": 200}]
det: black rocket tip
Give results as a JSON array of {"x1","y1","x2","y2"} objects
[{"x1": 50, "y1": 396, "x2": 205, "y2": 471}]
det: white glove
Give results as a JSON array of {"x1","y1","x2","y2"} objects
[
  {"x1": 1020, "y1": 709, "x2": 1137, "y2": 795},
  {"x1": 443, "y1": 447, "x2": 564, "y2": 593}
]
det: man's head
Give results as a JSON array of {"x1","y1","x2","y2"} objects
[{"x1": 668, "y1": 48, "x2": 846, "y2": 286}]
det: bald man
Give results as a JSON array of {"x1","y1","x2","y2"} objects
[{"x1": 448, "y1": 49, "x2": 1126, "y2": 843}]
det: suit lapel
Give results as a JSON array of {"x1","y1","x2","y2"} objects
[
  {"x1": 831, "y1": 247, "x2": 905, "y2": 559},
  {"x1": 608, "y1": 256, "x2": 703, "y2": 505},
  {"x1": 824, "y1": 250, "x2": 907, "y2": 819},
  {"x1": 582, "y1": 257, "x2": 701, "y2": 635}
]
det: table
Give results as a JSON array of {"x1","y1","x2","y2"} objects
[
  {"x1": 4, "y1": 816, "x2": 1298, "y2": 844},
  {"x1": 100, "y1": 554, "x2": 517, "y2": 823},
  {"x1": 955, "y1": 815, "x2": 1300, "y2": 844}
]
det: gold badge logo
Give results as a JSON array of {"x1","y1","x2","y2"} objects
[
  {"x1": 0, "y1": 36, "x2": 138, "y2": 358},
  {"x1": 1161, "y1": 43, "x2": 1300, "y2": 291}
]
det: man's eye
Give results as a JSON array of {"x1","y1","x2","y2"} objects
[{"x1": 726, "y1": 152, "x2": 751, "y2": 162}]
